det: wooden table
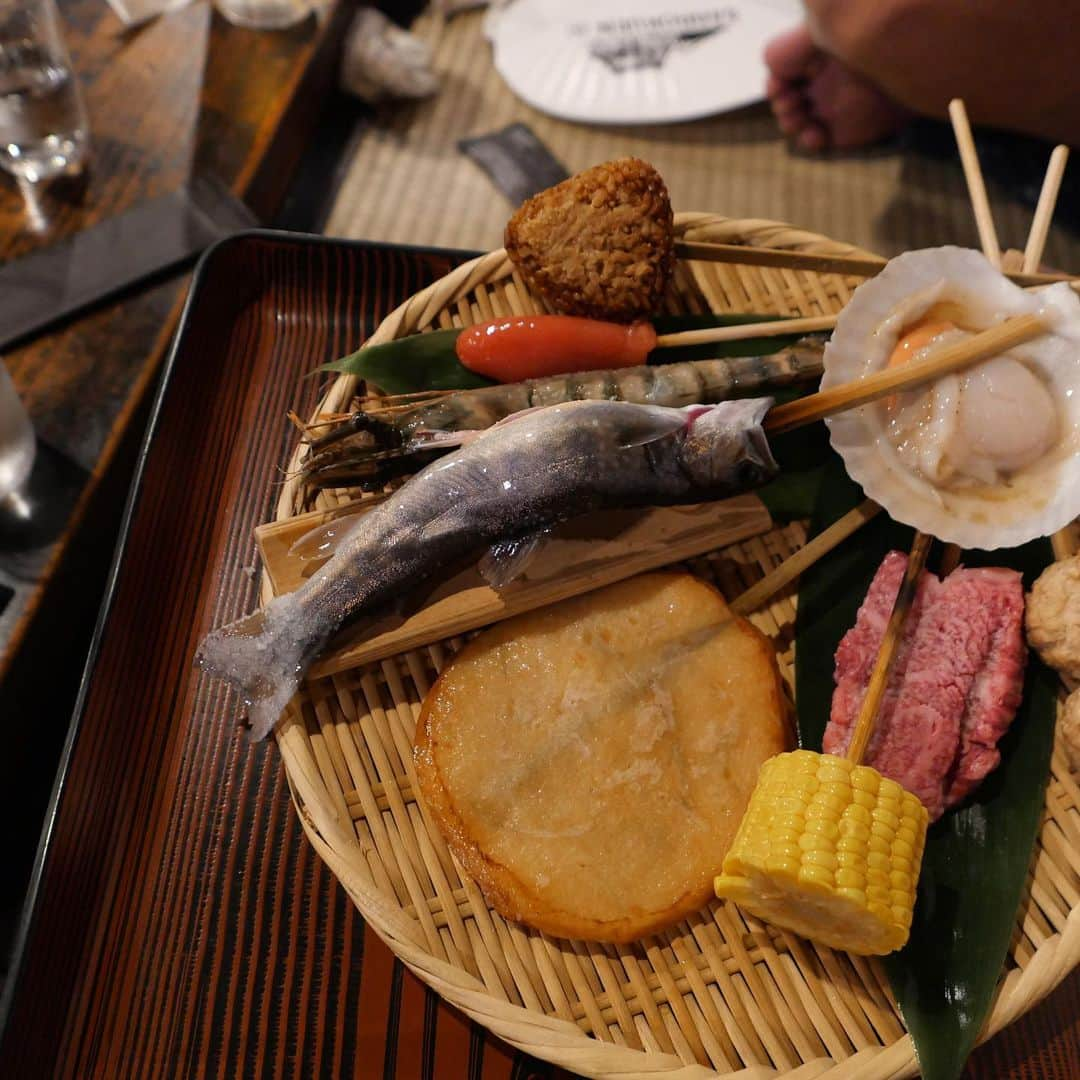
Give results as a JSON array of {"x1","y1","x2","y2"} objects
[
  {"x1": 0, "y1": 0, "x2": 352, "y2": 974},
  {"x1": 0, "y1": 0, "x2": 349, "y2": 665}
]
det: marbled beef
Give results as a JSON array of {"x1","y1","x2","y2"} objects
[{"x1": 824, "y1": 551, "x2": 1026, "y2": 820}]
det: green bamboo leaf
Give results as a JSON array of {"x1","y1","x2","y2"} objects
[
  {"x1": 319, "y1": 329, "x2": 493, "y2": 394},
  {"x1": 795, "y1": 454, "x2": 1056, "y2": 1080},
  {"x1": 317, "y1": 315, "x2": 813, "y2": 394},
  {"x1": 755, "y1": 409, "x2": 830, "y2": 521}
]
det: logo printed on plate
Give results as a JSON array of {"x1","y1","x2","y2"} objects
[
  {"x1": 572, "y1": 8, "x2": 739, "y2": 73},
  {"x1": 485, "y1": 0, "x2": 802, "y2": 125}
]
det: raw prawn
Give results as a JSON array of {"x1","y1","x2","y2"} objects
[{"x1": 302, "y1": 336, "x2": 825, "y2": 490}]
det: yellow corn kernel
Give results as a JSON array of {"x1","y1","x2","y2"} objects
[
  {"x1": 892, "y1": 837, "x2": 915, "y2": 861},
  {"x1": 851, "y1": 788, "x2": 877, "y2": 810},
  {"x1": 714, "y1": 750, "x2": 929, "y2": 956},
  {"x1": 868, "y1": 835, "x2": 891, "y2": 856},
  {"x1": 798, "y1": 865, "x2": 835, "y2": 890}
]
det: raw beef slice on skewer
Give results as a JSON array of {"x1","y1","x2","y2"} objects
[
  {"x1": 825, "y1": 553, "x2": 954, "y2": 817},
  {"x1": 824, "y1": 551, "x2": 1026, "y2": 820},
  {"x1": 938, "y1": 567, "x2": 1027, "y2": 804}
]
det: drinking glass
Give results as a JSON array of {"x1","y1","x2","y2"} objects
[
  {"x1": 0, "y1": 360, "x2": 34, "y2": 507},
  {"x1": 0, "y1": 0, "x2": 88, "y2": 184},
  {"x1": 214, "y1": 0, "x2": 311, "y2": 31}
]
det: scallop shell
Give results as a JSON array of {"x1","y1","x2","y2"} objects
[{"x1": 823, "y1": 246, "x2": 1080, "y2": 550}]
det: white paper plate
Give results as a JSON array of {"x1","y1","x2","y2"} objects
[{"x1": 485, "y1": 0, "x2": 802, "y2": 126}]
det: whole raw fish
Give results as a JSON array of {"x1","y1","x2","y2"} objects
[{"x1": 196, "y1": 398, "x2": 777, "y2": 739}]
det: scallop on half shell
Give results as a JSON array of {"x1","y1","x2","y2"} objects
[{"x1": 823, "y1": 247, "x2": 1080, "y2": 550}]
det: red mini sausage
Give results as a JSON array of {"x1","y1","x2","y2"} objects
[{"x1": 455, "y1": 315, "x2": 657, "y2": 382}]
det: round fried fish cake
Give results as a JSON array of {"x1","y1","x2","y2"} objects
[
  {"x1": 504, "y1": 157, "x2": 675, "y2": 322},
  {"x1": 414, "y1": 572, "x2": 791, "y2": 943}
]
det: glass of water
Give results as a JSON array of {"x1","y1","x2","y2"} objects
[
  {"x1": 0, "y1": 360, "x2": 34, "y2": 507},
  {"x1": 0, "y1": 0, "x2": 88, "y2": 184},
  {"x1": 214, "y1": 0, "x2": 311, "y2": 31}
]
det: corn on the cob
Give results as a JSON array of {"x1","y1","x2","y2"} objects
[{"x1": 714, "y1": 749, "x2": 929, "y2": 956}]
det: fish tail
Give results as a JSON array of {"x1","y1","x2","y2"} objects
[{"x1": 195, "y1": 593, "x2": 332, "y2": 741}]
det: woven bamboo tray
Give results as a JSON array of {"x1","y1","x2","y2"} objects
[{"x1": 270, "y1": 214, "x2": 1080, "y2": 1078}]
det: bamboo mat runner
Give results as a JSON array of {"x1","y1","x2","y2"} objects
[{"x1": 323, "y1": 9, "x2": 1080, "y2": 1079}]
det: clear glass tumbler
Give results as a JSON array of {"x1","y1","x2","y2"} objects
[
  {"x1": 0, "y1": 0, "x2": 88, "y2": 183},
  {"x1": 0, "y1": 360, "x2": 34, "y2": 504},
  {"x1": 214, "y1": 0, "x2": 311, "y2": 31}
]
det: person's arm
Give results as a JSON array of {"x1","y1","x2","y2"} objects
[{"x1": 805, "y1": 0, "x2": 1080, "y2": 146}]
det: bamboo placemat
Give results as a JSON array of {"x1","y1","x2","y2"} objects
[{"x1": 326, "y1": 10, "x2": 1080, "y2": 268}]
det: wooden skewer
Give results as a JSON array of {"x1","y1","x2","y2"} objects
[
  {"x1": 654, "y1": 313, "x2": 836, "y2": 348},
  {"x1": 731, "y1": 501, "x2": 881, "y2": 616},
  {"x1": 938, "y1": 544, "x2": 963, "y2": 577},
  {"x1": 1023, "y1": 145, "x2": 1069, "y2": 274},
  {"x1": 764, "y1": 313, "x2": 1046, "y2": 435},
  {"x1": 653, "y1": 280, "x2": 1071, "y2": 354},
  {"x1": 846, "y1": 532, "x2": 934, "y2": 764},
  {"x1": 1015, "y1": 140, "x2": 1075, "y2": 559},
  {"x1": 936, "y1": 99, "x2": 1004, "y2": 577},
  {"x1": 1052, "y1": 530, "x2": 1078, "y2": 561},
  {"x1": 949, "y1": 99, "x2": 1002, "y2": 266},
  {"x1": 675, "y1": 241, "x2": 887, "y2": 278},
  {"x1": 672, "y1": 240, "x2": 1077, "y2": 290}
]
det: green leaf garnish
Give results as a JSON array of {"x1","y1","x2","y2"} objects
[
  {"x1": 795, "y1": 454, "x2": 1056, "y2": 1080},
  {"x1": 755, "y1": 399, "x2": 831, "y2": 520},
  {"x1": 319, "y1": 329, "x2": 494, "y2": 394}
]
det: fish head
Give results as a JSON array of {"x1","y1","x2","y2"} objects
[{"x1": 677, "y1": 399, "x2": 778, "y2": 493}]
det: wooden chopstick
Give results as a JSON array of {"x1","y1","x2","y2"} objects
[
  {"x1": 1023, "y1": 145, "x2": 1069, "y2": 273},
  {"x1": 764, "y1": 313, "x2": 1046, "y2": 435},
  {"x1": 672, "y1": 239, "x2": 1076, "y2": 289},
  {"x1": 731, "y1": 500, "x2": 881, "y2": 616},
  {"x1": 949, "y1": 99, "x2": 1002, "y2": 267},
  {"x1": 846, "y1": 532, "x2": 934, "y2": 764}
]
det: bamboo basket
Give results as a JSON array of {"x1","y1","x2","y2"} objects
[{"x1": 270, "y1": 214, "x2": 1080, "y2": 1078}]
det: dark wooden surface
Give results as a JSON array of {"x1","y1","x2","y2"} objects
[
  {"x1": 0, "y1": 0, "x2": 356, "y2": 998},
  {"x1": 0, "y1": 232, "x2": 1076, "y2": 1079},
  {"x1": 0, "y1": 0, "x2": 350, "y2": 667}
]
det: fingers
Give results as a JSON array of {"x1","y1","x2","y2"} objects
[
  {"x1": 771, "y1": 88, "x2": 810, "y2": 137},
  {"x1": 763, "y1": 24, "x2": 820, "y2": 81},
  {"x1": 765, "y1": 21, "x2": 909, "y2": 153},
  {"x1": 770, "y1": 89, "x2": 829, "y2": 151},
  {"x1": 764, "y1": 24, "x2": 833, "y2": 152},
  {"x1": 804, "y1": 61, "x2": 909, "y2": 150},
  {"x1": 796, "y1": 124, "x2": 829, "y2": 152}
]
